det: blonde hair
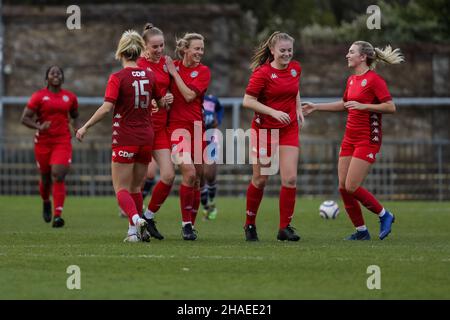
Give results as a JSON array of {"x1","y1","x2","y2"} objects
[
  {"x1": 250, "y1": 31, "x2": 294, "y2": 71},
  {"x1": 142, "y1": 23, "x2": 164, "y2": 43},
  {"x1": 115, "y1": 30, "x2": 145, "y2": 61},
  {"x1": 353, "y1": 41, "x2": 405, "y2": 70},
  {"x1": 175, "y1": 33, "x2": 204, "y2": 59}
]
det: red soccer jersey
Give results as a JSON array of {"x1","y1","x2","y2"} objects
[
  {"x1": 168, "y1": 60, "x2": 211, "y2": 124},
  {"x1": 245, "y1": 60, "x2": 301, "y2": 129},
  {"x1": 104, "y1": 67, "x2": 162, "y2": 147},
  {"x1": 27, "y1": 88, "x2": 78, "y2": 144},
  {"x1": 342, "y1": 70, "x2": 392, "y2": 145},
  {"x1": 136, "y1": 56, "x2": 170, "y2": 131}
]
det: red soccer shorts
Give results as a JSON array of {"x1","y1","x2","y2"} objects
[
  {"x1": 34, "y1": 142, "x2": 72, "y2": 173},
  {"x1": 167, "y1": 121, "x2": 206, "y2": 164},
  {"x1": 339, "y1": 138, "x2": 381, "y2": 164},
  {"x1": 251, "y1": 120, "x2": 299, "y2": 159},
  {"x1": 112, "y1": 145, "x2": 153, "y2": 164},
  {"x1": 152, "y1": 128, "x2": 171, "y2": 151}
]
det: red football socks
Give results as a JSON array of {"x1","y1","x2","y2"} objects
[
  {"x1": 279, "y1": 186, "x2": 296, "y2": 229},
  {"x1": 339, "y1": 188, "x2": 365, "y2": 227},
  {"x1": 117, "y1": 189, "x2": 138, "y2": 225},
  {"x1": 39, "y1": 180, "x2": 50, "y2": 202},
  {"x1": 52, "y1": 181, "x2": 65, "y2": 218},
  {"x1": 245, "y1": 182, "x2": 264, "y2": 226},
  {"x1": 130, "y1": 192, "x2": 143, "y2": 215},
  {"x1": 147, "y1": 181, "x2": 172, "y2": 213},
  {"x1": 351, "y1": 187, "x2": 383, "y2": 214},
  {"x1": 180, "y1": 184, "x2": 194, "y2": 223}
]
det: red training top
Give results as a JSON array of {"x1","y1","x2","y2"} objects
[
  {"x1": 104, "y1": 67, "x2": 162, "y2": 147},
  {"x1": 245, "y1": 60, "x2": 301, "y2": 129},
  {"x1": 27, "y1": 88, "x2": 78, "y2": 144},
  {"x1": 343, "y1": 70, "x2": 392, "y2": 145},
  {"x1": 168, "y1": 60, "x2": 211, "y2": 124},
  {"x1": 136, "y1": 56, "x2": 170, "y2": 131}
]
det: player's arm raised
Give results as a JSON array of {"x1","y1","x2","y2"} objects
[
  {"x1": 302, "y1": 100, "x2": 345, "y2": 116},
  {"x1": 344, "y1": 100, "x2": 396, "y2": 114},
  {"x1": 76, "y1": 102, "x2": 114, "y2": 142},
  {"x1": 165, "y1": 56, "x2": 196, "y2": 103}
]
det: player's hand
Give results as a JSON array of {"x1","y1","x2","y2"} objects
[
  {"x1": 76, "y1": 126, "x2": 87, "y2": 142},
  {"x1": 151, "y1": 99, "x2": 159, "y2": 114},
  {"x1": 165, "y1": 56, "x2": 176, "y2": 76},
  {"x1": 270, "y1": 110, "x2": 291, "y2": 125},
  {"x1": 38, "y1": 121, "x2": 51, "y2": 131},
  {"x1": 344, "y1": 101, "x2": 366, "y2": 110},
  {"x1": 141, "y1": 51, "x2": 151, "y2": 60},
  {"x1": 301, "y1": 102, "x2": 316, "y2": 116},
  {"x1": 164, "y1": 93, "x2": 174, "y2": 107}
]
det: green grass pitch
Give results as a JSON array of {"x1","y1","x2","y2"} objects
[{"x1": 0, "y1": 195, "x2": 449, "y2": 299}]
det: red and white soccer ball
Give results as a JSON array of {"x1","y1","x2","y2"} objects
[{"x1": 319, "y1": 200, "x2": 339, "y2": 219}]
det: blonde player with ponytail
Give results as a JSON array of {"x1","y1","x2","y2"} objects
[
  {"x1": 303, "y1": 41, "x2": 404, "y2": 241},
  {"x1": 77, "y1": 30, "x2": 168, "y2": 242}
]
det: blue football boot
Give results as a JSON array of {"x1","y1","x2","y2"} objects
[
  {"x1": 345, "y1": 229, "x2": 371, "y2": 240},
  {"x1": 379, "y1": 211, "x2": 395, "y2": 240}
]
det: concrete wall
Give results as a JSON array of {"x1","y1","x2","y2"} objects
[{"x1": 2, "y1": 4, "x2": 450, "y2": 142}]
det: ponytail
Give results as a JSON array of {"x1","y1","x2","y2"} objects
[{"x1": 353, "y1": 41, "x2": 404, "y2": 70}]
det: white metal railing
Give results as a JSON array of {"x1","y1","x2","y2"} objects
[{"x1": 2, "y1": 96, "x2": 450, "y2": 130}]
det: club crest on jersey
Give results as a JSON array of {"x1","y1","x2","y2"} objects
[
  {"x1": 271, "y1": 73, "x2": 278, "y2": 79},
  {"x1": 361, "y1": 79, "x2": 367, "y2": 87},
  {"x1": 350, "y1": 80, "x2": 353, "y2": 86},
  {"x1": 63, "y1": 95, "x2": 69, "y2": 102},
  {"x1": 290, "y1": 69, "x2": 297, "y2": 77},
  {"x1": 190, "y1": 71, "x2": 199, "y2": 78},
  {"x1": 43, "y1": 96, "x2": 50, "y2": 101},
  {"x1": 146, "y1": 67, "x2": 152, "y2": 72}
]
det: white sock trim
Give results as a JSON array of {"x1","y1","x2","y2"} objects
[
  {"x1": 182, "y1": 221, "x2": 192, "y2": 227},
  {"x1": 378, "y1": 208, "x2": 386, "y2": 217},
  {"x1": 144, "y1": 210, "x2": 154, "y2": 220},
  {"x1": 128, "y1": 224, "x2": 137, "y2": 236},
  {"x1": 356, "y1": 225, "x2": 367, "y2": 232},
  {"x1": 132, "y1": 214, "x2": 140, "y2": 226}
]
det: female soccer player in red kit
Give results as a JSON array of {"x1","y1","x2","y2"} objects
[
  {"x1": 243, "y1": 31, "x2": 304, "y2": 241},
  {"x1": 21, "y1": 66, "x2": 79, "y2": 228},
  {"x1": 136, "y1": 23, "x2": 175, "y2": 240},
  {"x1": 165, "y1": 33, "x2": 211, "y2": 240},
  {"x1": 303, "y1": 41, "x2": 404, "y2": 240},
  {"x1": 77, "y1": 30, "x2": 168, "y2": 242}
]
